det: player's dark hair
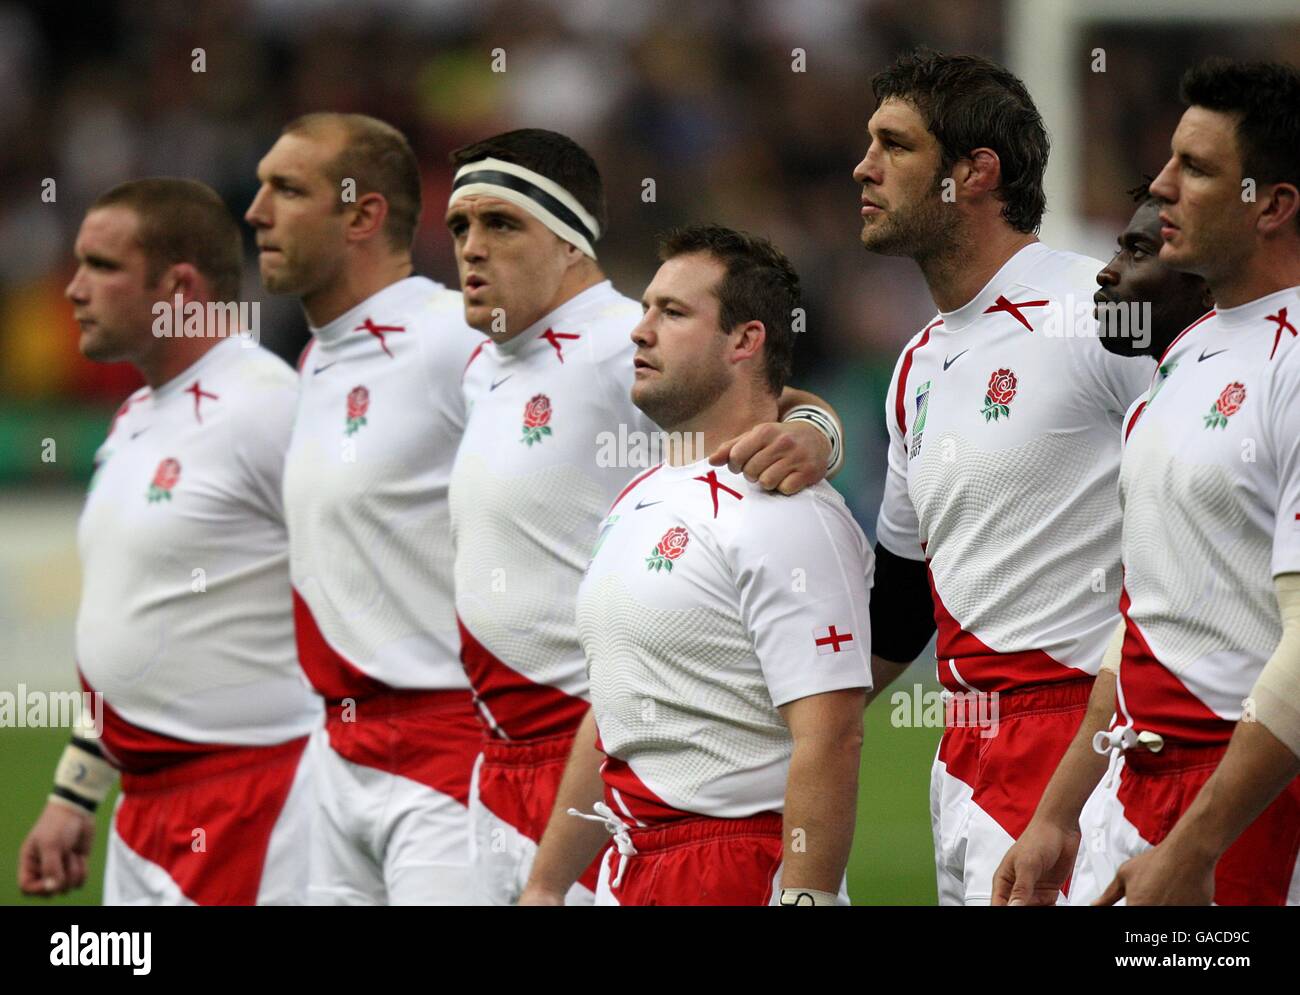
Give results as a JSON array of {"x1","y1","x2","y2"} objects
[
  {"x1": 1127, "y1": 175, "x2": 1157, "y2": 205},
  {"x1": 871, "y1": 48, "x2": 1049, "y2": 234},
  {"x1": 92, "y1": 178, "x2": 243, "y2": 302},
  {"x1": 449, "y1": 128, "x2": 608, "y2": 237},
  {"x1": 1180, "y1": 58, "x2": 1300, "y2": 229},
  {"x1": 658, "y1": 224, "x2": 800, "y2": 395},
  {"x1": 282, "y1": 112, "x2": 423, "y2": 251}
]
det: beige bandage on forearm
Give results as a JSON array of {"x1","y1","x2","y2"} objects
[
  {"x1": 1099, "y1": 618, "x2": 1125, "y2": 675},
  {"x1": 1249, "y1": 573, "x2": 1300, "y2": 758}
]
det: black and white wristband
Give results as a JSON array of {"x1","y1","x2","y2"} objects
[
  {"x1": 779, "y1": 887, "x2": 839, "y2": 906},
  {"x1": 782, "y1": 404, "x2": 844, "y2": 477},
  {"x1": 49, "y1": 737, "x2": 117, "y2": 815}
]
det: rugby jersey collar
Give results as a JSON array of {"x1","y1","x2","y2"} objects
[
  {"x1": 308, "y1": 275, "x2": 429, "y2": 347},
  {"x1": 1213, "y1": 284, "x2": 1300, "y2": 330},
  {"x1": 938, "y1": 241, "x2": 1046, "y2": 333},
  {"x1": 492, "y1": 279, "x2": 616, "y2": 358},
  {"x1": 148, "y1": 336, "x2": 239, "y2": 406}
]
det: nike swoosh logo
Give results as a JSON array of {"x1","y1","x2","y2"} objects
[
  {"x1": 490, "y1": 375, "x2": 513, "y2": 391},
  {"x1": 635, "y1": 499, "x2": 662, "y2": 510},
  {"x1": 313, "y1": 362, "x2": 338, "y2": 374},
  {"x1": 1198, "y1": 348, "x2": 1228, "y2": 362},
  {"x1": 130, "y1": 428, "x2": 150, "y2": 439},
  {"x1": 943, "y1": 350, "x2": 968, "y2": 370}
]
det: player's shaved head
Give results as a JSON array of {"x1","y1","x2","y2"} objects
[
  {"x1": 92, "y1": 177, "x2": 243, "y2": 302},
  {"x1": 281, "y1": 112, "x2": 423, "y2": 251}
]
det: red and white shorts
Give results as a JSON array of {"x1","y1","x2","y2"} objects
[
  {"x1": 930, "y1": 677, "x2": 1091, "y2": 905},
  {"x1": 309, "y1": 688, "x2": 481, "y2": 905},
  {"x1": 591, "y1": 811, "x2": 851, "y2": 906},
  {"x1": 1072, "y1": 740, "x2": 1300, "y2": 905},
  {"x1": 468, "y1": 731, "x2": 602, "y2": 905},
  {"x1": 105, "y1": 735, "x2": 312, "y2": 905}
]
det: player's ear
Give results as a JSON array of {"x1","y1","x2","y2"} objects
[
  {"x1": 962, "y1": 148, "x2": 1002, "y2": 199},
  {"x1": 348, "y1": 191, "x2": 390, "y2": 244},
  {"x1": 1257, "y1": 181, "x2": 1300, "y2": 237}
]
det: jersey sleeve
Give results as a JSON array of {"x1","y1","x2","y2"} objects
[
  {"x1": 875, "y1": 343, "x2": 925, "y2": 560},
  {"x1": 1267, "y1": 346, "x2": 1300, "y2": 576},
  {"x1": 1079, "y1": 333, "x2": 1155, "y2": 419},
  {"x1": 231, "y1": 360, "x2": 298, "y2": 525},
  {"x1": 729, "y1": 486, "x2": 873, "y2": 708}
]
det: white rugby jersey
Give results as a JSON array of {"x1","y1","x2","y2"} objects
[
  {"x1": 876, "y1": 242, "x2": 1154, "y2": 693},
  {"x1": 284, "y1": 276, "x2": 482, "y2": 698},
  {"x1": 1117, "y1": 287, "x2": 1300, "y2": 744},
  {"x1": 450, "y1": 280, "x2": 656, "y2": 740},
  {"x1": 578, "y1": 460, "x2": 873, "y2": 824},
  {"x1": 77, "y1": 337, "x2": 320, "y2": 771}
]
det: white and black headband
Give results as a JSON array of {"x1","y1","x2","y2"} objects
[{"x1": 449, "y1": 157, "x2": 601, "y2": 259}]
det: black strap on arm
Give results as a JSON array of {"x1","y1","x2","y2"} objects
[{"x1": 869, "y1": 542, "x2": 936, "y2": 664}]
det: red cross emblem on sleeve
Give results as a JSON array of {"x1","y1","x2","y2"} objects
[
  {"x1": 356, "y1": 317, "x2": 406, "y2": 358},
  {"x1": 1267, "y1": 307, "x2": 1296, "y2": 360},
  {"x1": 984, "y1": 295, "x2": 1051, "y2": 332},
  {"x1": 814, "y1": 625, "x2": 854, "y2": 655}
]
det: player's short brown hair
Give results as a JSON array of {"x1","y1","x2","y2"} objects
[
  {"x1": 1181, "y1": 58, "x2": 1300, "y2": 230},
  {"x1": 658, "y1": 224, "x2": 800, "y2": 395},
  {"x1": 872, "y1": 48, "x2": 1049, "y2": 235},
  {"x1": 92, "y1": 178, "x2": 243, "y2": 302},
  {"x1": 282, "y1": 112, "x2": 423, "y2": 251}
]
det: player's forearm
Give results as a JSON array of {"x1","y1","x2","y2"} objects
[
  {"x1": 1028, "y1": 669, "x2": 1115, "y2": 829},
  {"x1": 522, "y1": 709, "x2": 609, "y2": 898},
  {"x1": 781, "y1": 721, "x2": 863, "y2": 894},
  {"x1": 1162, "y1": 719, "x2": 1300, "y2": 863}
]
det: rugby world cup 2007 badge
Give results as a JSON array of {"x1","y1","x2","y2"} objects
[{"x1": 911, "y1": 380, "x2": 931, "y2": 458}]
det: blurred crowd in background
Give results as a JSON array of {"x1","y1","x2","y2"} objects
[{"x1": 1, "y1": 0, "x2": 1297, "y2": 527}]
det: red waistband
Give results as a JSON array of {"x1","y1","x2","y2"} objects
[
  {"x1": 119, "y1": 735, "x2": 308, "y2": 794},
  {"x1": 482, "y1": 729, "x2": 577, "y2": 766},
  {"x1": 324, "y1": 686, "x2": 475, "y2": 722},
  {"x1": 942, "y1": 676, "x2": 1092, "y2": 729},
  {"x1": 624, "y1": 811, "x2": 783, "y2": 852},
  {"x1": 1120, "y1": 739, "x2": 1227, "y2": 775}
]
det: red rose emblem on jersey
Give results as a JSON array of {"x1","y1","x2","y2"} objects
[
  {"x1": 1205, "y1": 381, "x2": 1246, "y2": 430},
  {"x1": 647, "y1": 526, "x2": 689, "y2": 572},
  {"x1": 980, "y1": 368, "x2": 1018, "y2": 422},
  {"x1": 345, "y1": 385, "x2": 369, "y2": 435},
  {"x1": 147, "y1": 458, "x2": 181, "y2": 502},
  {"x1": 520, "y1": 394, "x2": 553, "y2": 446}
]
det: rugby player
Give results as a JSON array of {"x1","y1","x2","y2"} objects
[
  {"x1": 18, "y1": 179, "x2": 319, "y2": 904},
  {"x1": 856, "y1": 50, "x2": 1154, "y2": 905},
  {"x1": 1082, "y1": 58, "x2": 1300, "y2": 906},
  {"x1": 246, "y1": 113, "x2": 484, "y2": 904},
  {"x1": 537, "y1": 224, "x2": 871, "y2": 905}
]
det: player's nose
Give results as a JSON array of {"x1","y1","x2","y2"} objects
[
  {"x1": 65, "y1": 268, "x2": 87, "y2": 302},
  {"x1": 244, "y1": 188, "x2": 270, "y2": 228},
  {"x1": 1096, "y1": 263, "x2": 1119, "y2": 289}
]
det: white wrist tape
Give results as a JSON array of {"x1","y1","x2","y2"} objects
[
  {"x1": 51, "y1": 739, "x2": 117, "y2": 813},
  {"x1": 1099, "y1": 618, "x2": 1125, "y2": 675},
  {"x1": 782, "y1": 404, "x2": 844, "y2": 477},
  {"x1": 779, "y1": 887, "x2": 839, "y2": 906},
  {"x1": 1250, "y1": 573, "x2": 1300, "y2": 758}
]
